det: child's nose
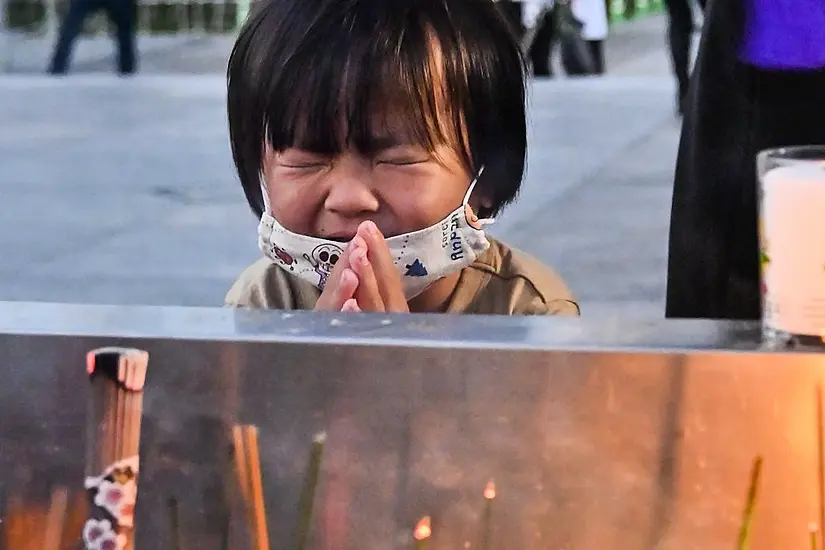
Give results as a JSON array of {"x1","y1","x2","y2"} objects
[{"x1": 323, "y1": 159, "x2": 379, "y2": 217}]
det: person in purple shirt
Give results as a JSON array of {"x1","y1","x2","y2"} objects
[
  {"x1": 741, "y1": 0, "x2": 825, "y2": 69},
  {"x1": 666, "y1": 0, "x2": 825, "y2": 320}
]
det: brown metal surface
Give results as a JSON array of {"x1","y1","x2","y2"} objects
[{"x1": 0, "y1": 303, "x2": 822, "y2": 549}]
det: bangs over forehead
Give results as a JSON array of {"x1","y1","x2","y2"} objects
[
  {"x1": 228, "y1": 0, "x2": 527, "y2": 217},
  {"x1": 261, "y1": 3, "x2": 474, "y2": 160}
]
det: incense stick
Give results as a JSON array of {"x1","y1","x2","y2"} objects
[
  {"x1": 481, "y1": 480, "x2": 496, "y2": 550},
  {"x1": 817, "y1": 385, "x2": 825, "y2": 550},
  {"x1": 62, "y1": 491, "x2": 90, "y2": 549},
  {"x1": 232, "y1": 426, "x2": 250, "y2": 503},
  {"x1": 296, "y1": 432, "x2": 326, "y2": 550},
  {"x1": 1, "y1": 488, "x2": 86, "y2": 550},
  {"x1": 414, "y1": 516, "x2": 432, "y2": 550},
  {"x1": 43, "y1": 487, "x2": 69, "y2": 550},
  {"x1": 167, "y1": 497, "x2": 182, "y2": 550},
  {"x1": 810, "y1": 523, "x2": 819, "y2": 550},
  {"x1": 84, "y1": 347, "x2": 148, "y2": 550},
  {"x1": 736, "y1": 456, "x2": 763, "y2": 550},
  {"x1": 221, "y1": 438, "x2": 237, "y2": 550},
  {"x1": 246, "y1": 427, "x2": 270, "y2": 550},
  {"x1": 232, "y1": 424, "x2": 270, "y2": 550}
]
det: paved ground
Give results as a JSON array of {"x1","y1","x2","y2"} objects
[{"x1": 0, "y1": 15, "x2": 689, "y2": 317}]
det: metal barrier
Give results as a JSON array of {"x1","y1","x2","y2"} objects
[{"x1": 0, "y1": 301, "x2": 820, "y2": 549}]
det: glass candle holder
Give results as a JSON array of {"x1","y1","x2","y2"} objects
[{"x1": 758, "y1": 145, "x2": 825, "y2": 348}]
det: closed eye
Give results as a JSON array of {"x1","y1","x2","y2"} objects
[
  {"x1": 374, "y1": 144, "x2": 431, "y2": 166},
  {"x1": 276, "y1": 149, "x2": 330, "y2": 170},
  {"x1": 377, "y1": 157, "x2": 430, "y2": 166},
  {"x1": 282, "y1": 163, "x2": 327, "y2": 169}
]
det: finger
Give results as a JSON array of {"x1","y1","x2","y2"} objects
[
  {"x1": 341, "y1": 298, "x2": 362, "y2": 313},
  {"x1": 359, "y1": 221, "x2": 408, "y2": 312},
  {"x1": 350, "y1": 239, "x2": 386, "y2": 312},
  {"x1": 313, "y1": 239, "x2": 358, "y2": 311},
  {"x1": 315, "y1": 268, "x2": 359, "y2": 311},
  {"x1": 323, "y1": 239, "x2": 356, "y2": 290}
]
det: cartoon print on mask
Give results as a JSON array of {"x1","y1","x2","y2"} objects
[
  {"x1": 304, "y1": 243, "x2": 342, "y2": 288},
  {"x1": 267, "y1": 243, "x2": 296, "y2": 270},
  {"x1": 394, "y1": 237, "x2": 409, "y2": 268},
  {"x1": 405, "y1": 259, "x2": 428, "y2": 277}
]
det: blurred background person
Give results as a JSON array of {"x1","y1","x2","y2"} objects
[
  {"x1": 663, "y1": 0, "x2": 705, "y2": 114},
  {"x1": 523, "y1": 0, "x2": 607, "y2": 77},
  {"x1": 666, "y1": 0, "x2": 825, "y2": 320},
  {"x1": 48, "y1": 0, "x2": 137, "y2": 74},
  {"x1": 578, "y1": 0, "x2": 608, "y2": 74}
]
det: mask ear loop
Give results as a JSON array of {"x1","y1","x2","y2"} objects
[
  {"x1": 259, "y1": 173, "x2": 271, "y2": 213},
  {"x1": 463, "y1": 165, "x2": 495, "y2": 226}
]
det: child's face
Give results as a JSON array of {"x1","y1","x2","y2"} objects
[{"x1": 262, "y1": 124, "x2": 482, "y2": 240}]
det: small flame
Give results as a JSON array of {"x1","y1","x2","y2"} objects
[
  {"x1": 86, "y1": 352, "x2": 96, "y2": 375},
  {"x1": 810, "y1": 522, "x2": 819, "y2": 533},
  {"x1": 484, "y1": 480, "x2": 496, "y2": 500},
  {"x1": 414, "y1": 516, "x2": 432, "y2": 540}
]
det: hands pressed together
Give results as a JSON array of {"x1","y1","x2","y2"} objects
[{"x1": 314, "y1": 221, "x2": 409, "y2": 313}]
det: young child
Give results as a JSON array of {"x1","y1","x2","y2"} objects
[{"x1": 224, "y1": 0, "x2": 579, "y2": 316}]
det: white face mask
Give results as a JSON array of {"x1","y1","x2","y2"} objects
[{"x1": 257, "y1": 167, "x2": 493, "y2": 300}]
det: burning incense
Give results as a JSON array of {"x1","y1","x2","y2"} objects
[
  {"x1": 810, "y1": 523, "x2": 819, "y2": 550},
  {"x1": 296, "y1": 431, "x2": 326, "y2": 550},
  {"x1": 481, "y1": 480, "x2": 496, "y2": 550},
  {"x1": 736, "y1": 456, "x2": 763, "y2": 550},
  {"x1": 232, "y1": 424, "x2": 270, "y2": 550},
  {"x1": 414, "y1": 516, "x2": 432, "y2": 550},
  {"x1": 84, "y1": 347, "x2": 148, "y2": 550}
]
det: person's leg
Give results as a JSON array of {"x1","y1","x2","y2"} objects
[
  {"x1": 662, "y1": 0, "x2": 694, "y2": 112},
  {"x1": 529, "y1": 9, "x2": 556, "y2": 76},
  {"x1": 586, "y1": 40, "x2": 605, "y2": 74},
  {"x1": 48, "y1": 0, "x2": 95, "y2": 74},
  {"x1": 105, "y1": 0, "x2": 137, "y2": 74}
]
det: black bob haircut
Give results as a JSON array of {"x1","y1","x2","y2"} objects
[{"x1": 227, "y1": 0, "x2": 527, "y2": 219}]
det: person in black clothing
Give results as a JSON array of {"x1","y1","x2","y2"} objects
[
  {"x1": 666, "y1": 0, "x2": 825, "y2": 320},
  {"x1": 48, "y1": 0, "x2": 137, "y2": 74},
  {"x1": 528, "y1": 1, "x2": 606, "y2": 77},
  {"x1": 663, "y1": 0, "x2": 705, "y2": 113}
]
